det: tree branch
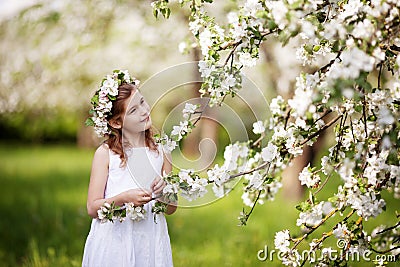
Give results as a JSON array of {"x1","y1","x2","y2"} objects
[
  {"x1": 376, "y1": 220, "x2": 400, "y2": 235},
  {"x1": 192, "y1": 98, "x2": 211, "y2": 127},
  {"x1": 229, "y1": 161, "x2": 270, "y2": 180},
  {"x1": 370, "y1": 246, "x2": 400, "y2": 254},
  {"x1": 378, "y1": 63, "x2": 383, "y2": 89},
  {"x1": 292, "y1": 208, "x2": 339, "y2": 249},
  {"x1": 320, "y1": 51, "x2": 342, "y2": 73},
  {"x1": 239, "y1": 164, "x2": 271, "y2": 225},
  {"x1": 223, "y1": 41, "x2": 242, "y2": 66},
  {"x1": 300, "y1": 114, "x2": 343, "y2": 146}
]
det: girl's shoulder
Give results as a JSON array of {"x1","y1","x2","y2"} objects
[
  {"x1": 97, "y1": 143, "x2": 109, "y2": 152},
  {"x1": 90, "y1": 143, "x2": 110, "y2": 170},
  {"x1": 93, "y1": 143, "x2": 110, "y2": 160}
]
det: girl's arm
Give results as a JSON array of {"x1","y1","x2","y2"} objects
[
  {"x1": 86, "y1": 144, "x2": 151, "y2": 218},
  {"x1": 161, "y1": 152, "x2": 177, "y2": 215}
]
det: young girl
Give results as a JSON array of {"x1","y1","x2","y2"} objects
[{"x1": 82, "y1": 70, "x2": 176, "y2": 267}]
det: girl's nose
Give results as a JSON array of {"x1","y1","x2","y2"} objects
[{"x1": 140, "y1": 106, "x2": 149, "y2": 116}]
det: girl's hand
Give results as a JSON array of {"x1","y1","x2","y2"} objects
[
  {"x1": 151, "y1": 176, "x2": 166, "y2": 196},
  {"x1": 123, "y1": 188, "x2": 152, "y2": 206}
]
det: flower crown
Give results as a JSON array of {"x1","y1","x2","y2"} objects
[{"x1": 85, "y1": 70, "x2": 140, "y2": 137}]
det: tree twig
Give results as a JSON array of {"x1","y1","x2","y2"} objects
[
  {"x1": 292, "y1": 208, "x2": 339, "y2": 249},
  {"x1": 377, "y1": 63, "x2": 383, "y2": 89},
  {"x1": 376, "y1": 220, "x2": 400, "y2": 235},
  {"x1": 229, "y1": 161, "x2": 270, "y2": 180},
  {"x1": 300, "y1": 114, "x2": 343, "y2": 146}
]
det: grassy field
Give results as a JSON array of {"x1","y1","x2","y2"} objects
[{"x1": 0, "y1": 144, "x2": 398, "y2": 266}]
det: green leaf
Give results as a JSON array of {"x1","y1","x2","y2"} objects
[
  {"x1": 295, "y1": 201, "x2": 310, "y2": 212},
  {"x1": 165, "y1": 8, "x2": 171, "y2": 19},
  {"x1": 313, "y1": 45, "x2": 321, "y2": 52},
  {"x1": 85, "y1": 118, "x2": 94, "y2": 127},
  {"x1": 91, "y1": 94, "x2": 99, "y2": 105}
]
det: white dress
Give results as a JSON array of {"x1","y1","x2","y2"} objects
[{"x1": 82, "y1": 146, "x2": 173, "y2": 267}]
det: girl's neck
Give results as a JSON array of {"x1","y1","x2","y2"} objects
[{"x1": 123, "y1": 132, "x2": 146, "y2": 148}]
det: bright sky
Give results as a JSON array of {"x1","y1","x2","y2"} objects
[{"x1": 0, "y1": 0, "x2": 37, "y2": 20}]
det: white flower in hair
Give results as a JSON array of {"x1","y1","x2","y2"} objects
[{"x1": 85, "y1": 70, "x2": 140, "y2": 137}]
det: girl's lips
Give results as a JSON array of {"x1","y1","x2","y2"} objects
[{"x1": 141, "y1": 116, "x2": 150, "y2": 122}]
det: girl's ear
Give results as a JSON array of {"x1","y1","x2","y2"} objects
[{"x1": 109, "y1": 118, "x2": 122, "y2": 129}]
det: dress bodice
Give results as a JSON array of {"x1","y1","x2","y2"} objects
[{"x1": 105, "y1": 146, "x2": 163, "y2": 198}]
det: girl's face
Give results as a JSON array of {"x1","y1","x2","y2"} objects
[{"x1": 122, "y1": 90, "x2": 152, "y2": 136}]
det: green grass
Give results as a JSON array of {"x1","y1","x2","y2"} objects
[
  {"x1": 0, "y1": 144, "x2": 398, "y2": 266},
  {"x1": 0, "y1": 144, "x2": 91, "y2": 267}
]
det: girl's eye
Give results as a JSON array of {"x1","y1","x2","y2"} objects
[
  {"x1": 140, "y1": 99, "x2": 144, "y2": 104},
  {"x1": 130, "y1": 108, "x2": 136, "y2": 114}
]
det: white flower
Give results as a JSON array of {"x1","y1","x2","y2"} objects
[
  {"x1": 171, "y1": 120, "x2": 189, "y2": 140},
  {"x1": 296, "y1": 202, "x2": 324, "y2": 227},
  {"x1": 364, "y1": 152, "x2": 389, "y2": 186},
  {"x1": 198, "y1": 60, "x2": 215, "y2": 78},
  {"x1": 261, "y1": 142, "x2": 278, "y2": 162},
  {"x1": 223, "y1": 143, "x2": 248, "y2": 171},
  {"x1": 243, "y1": 0, "x2": 263, "y2": 17},
  {"x1": 227, "y1": 12, "x2": 239, "y2": 24},
  {"x1": 97, "y1": 209, "x2": 105, "y2": 220},
  {"x1": 189, "y1": 18, "x2": 202, "y2": 34},
  {"x1": 338, "y1": 158, "x2": 356, "y2": 188},
  {"x1": 221, "y1": 74, "x2": 237, "y2": 90},
  {"x1": 346, "y1": 188, "x2": 386, "y2": 220},
  {"x1": 338, "y1": 0, "x2": 363, "y2": 21},
  {"x1": 274, "y1": 230, "x2": 291, "y2": 252},
  {"x1": 238, "y1": 51, "x2": 257, "y2": 67},
  {"x1": 281, "y1": 249, "x2": 301, "y2": 267},
  {"x1": 163, "y1": 183, "x2": 179, "y2": 194},
  {"x1": 353, "y1": 19, "x2": 375, "y2": 39},
  {"x1": 321, "y1": 201, "x2": 334, "y2": 215},
  {"x1": 333, "y1": 223, "x2": 349, "y2": 239},
  {"x1": 241, "y1": 191, "x2": 253, "y2": 207},
  {"x1": 207, "y1": 164, "x2": 229, "y2": 186},
  {"x1": 212, "y1": 184, "x2": 225, "y2": 198},
  {"x1": 126, "y1": 203, "x2": 146, "y2": 222},
  {"x1": 265, "y1": 181, "x2": 282, "y2": 201},
  {"x1": 228, "y1": 12, "x2": 248, "y2": 41},
  {"x1": 376, "y1": 106, "x2": 395, "y2": 126},
  {"x1": 162, "y1": 138, "x2": 177, "y2": 153},
  {"x1": 252, "y1": 121, "x2": 265, "y2": 134},
  {"x1": 181, "y1": 175, "x2": 208, "y2": 202},
  {"x1": 178, "y1": 42, "x2": 187, "y2": 53},
  {"x1": 265, "y1": 0, "x2": 289, "y2": 29},
  {"x1": 300, "y1": 20, "x2": 315, "y2": 39},
  {"x1": 294, "y1": 117, "x2": 307, "y2": 129},
  {"x1": 327, "y1": 47, "x2": 375, "y2": 81},
  {"x1": 288, "y1": 73, "x2": 318, "y2": 116},
  {"x1": 269, "y1": 95, "x2": 285, "y2": 116},
  {"x1": 246, "y1": 171, "x2": 264, "y2": 190},
  {"x1": 178, "y1": 169, "x2": 193, "y2": 181},
  {"x1": 199, "y1": 28, "x2": 213, "y2": 56},
  {"x1": 322, "y1": 21, "x2": 347, "y2": 39},
  {"x1": 286, "y1": 136, "x2": 303, "y2": 156},
  {"x1": 182, "y1": 103, "x2": 198, "y2": 119},
  {"x1": 371, "y1": 225, "x2": 386, "y2": 238},
  {"x1": 298, "y1": 164, "x2": 320, "y2": 188}
]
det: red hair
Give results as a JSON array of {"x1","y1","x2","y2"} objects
[{"x1": 105, "y1": 83, "x2": 157, "y2": 164}]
